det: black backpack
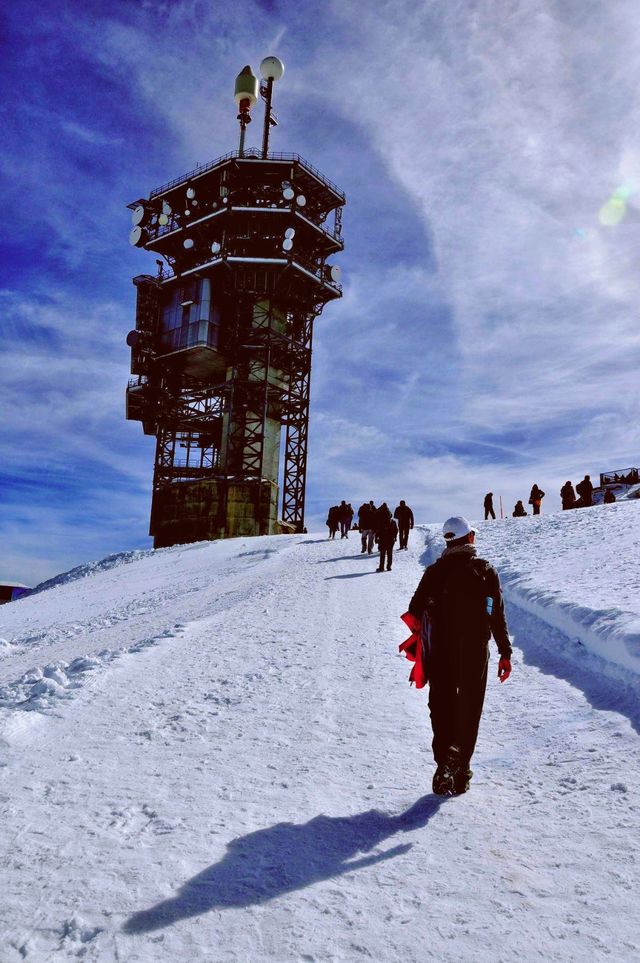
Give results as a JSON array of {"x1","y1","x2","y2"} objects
[{"x1": 428, "y1": 556, "x2": 493, "y2": 641}]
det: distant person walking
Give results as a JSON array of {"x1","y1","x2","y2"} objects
[
  {"x1": 394, "y1": 500, "x2": 414, "y2": 550},
  {"x1": 512, "y1": 500, "x2": 527, "y2": 517},
  {"x1": 560, "y1": 481, "x2": 576, "y2": 511},
  {"x1": 575, "y1": 475, "x2": 594, "y2": 508},
  {"x1": 337, "y1": 501, "x2": 353, "y2": 539},
  {"x1": 375, "y1": 502, "x2": 392, "y2": 534},
  {"x1": 358, "y1": 501, "x2": 377, "y2": 554},
  {"x1": 483, "y1": 493, "x2": 496, "y2": 520},
  {"x1": 376, "y1": 515, "x2": 398, "y2": 572},
  {"x1": 406, "y1": 516, "x2": 512, "y2": 796},
  {"x1": 326, "y1": 505, "x2": 340, "y2": 539},
  {"x1": 528, "y1": 484, "x2": 545, "y2": 515}
]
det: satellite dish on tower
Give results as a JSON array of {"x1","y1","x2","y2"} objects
[
  {"x1": 186, "y1": 187, "x2": 196, "y2": 199},
  {"x1": 131, "y1": 206, "x2": 146, "y2": 226},
  {"x1": 129, "y1": 226, "x2": 145, "y2": 246}
]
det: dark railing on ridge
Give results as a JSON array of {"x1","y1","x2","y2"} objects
[{"x1": 149, "y1": 149, "x2": 345, "y2": 203}]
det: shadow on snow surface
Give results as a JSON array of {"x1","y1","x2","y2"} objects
[{"x1": 123, "y1": 795, "x2": 445, "y2": 933}]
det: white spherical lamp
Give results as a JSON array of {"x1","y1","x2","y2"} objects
[{"x1": 260, "y1": 56, "x2": 285, "y2": 81}]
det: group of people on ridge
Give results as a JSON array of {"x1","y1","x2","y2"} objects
[
  {"x1": 326, "y1": 499, "x2": 415, "y2": 572},
  {"x1": 484, "y1": 474, "x2": 617, "y2": 518},
  {"x1": 484, "y1": 487, "x2": 545, "y2": 519},
  {"x1": 559, "y1": 475, "x2": 613, "y2": 509}
]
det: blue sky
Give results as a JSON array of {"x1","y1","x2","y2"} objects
[{"x1": 2, "y1": 0, "x2": 640, "y2": 584}]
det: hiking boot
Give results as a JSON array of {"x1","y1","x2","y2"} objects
[
  {"x1": 386, "y1": 566, "x2": 392, "y2": 571},
  {"x1": 376, "y1": 567, "x2": 384, "y2": 572},
  {"x1": 432, "y1": 750, "x2": 461, "y2": 796},
  {"x1": 453, "y1": 767, "x2": 473, "y2": 795}
]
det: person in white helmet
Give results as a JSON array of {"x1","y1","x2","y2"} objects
[{"x1": 407, "y1": 516, "x2": 512, "y2": 795}]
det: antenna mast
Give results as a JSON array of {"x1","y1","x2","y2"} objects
[
  {"x1": 234, "y1": 65, "x2": 259, "y2": 157},
  {"x1": 259, "y1": 56, "x2": 285, "y2": 157}
]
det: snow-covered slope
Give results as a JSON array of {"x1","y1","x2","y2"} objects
[
  {"x1": 465, "y1": 501, "x2": 640, "y2": 678},
  {"x1": 1, "y1": 511, "x2": 639, "y2": 962}
]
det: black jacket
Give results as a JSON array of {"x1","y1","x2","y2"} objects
[
  {"x1": 375, "y1": 504, "x2": 392, "y2": 533},
  {"x1": 358, "y1": 503, "x2": 372, "y2": 529},
  {"x1": 576, "y1": 478, "x2": 593, "y2": 499},
  {"x1": 378, "y1": 518, "x2": 398, "y2": 549},
  {"x1": 394, "y1": 504, "x2": 414, "y2": 527},
  {"x1": 408, "y1": 548, "x2": 511, "y2": 660}
]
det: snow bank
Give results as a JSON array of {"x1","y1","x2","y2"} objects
[{"x1": 419, "y1": 500, "x2": 640, "y2": 678}]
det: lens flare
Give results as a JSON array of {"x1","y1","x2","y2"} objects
[
  {"x1": 599, "y1": 196, "x2": 626, "y2": 226},
  {"x1": 598, "y1": 181, "x2": 638, "y2": 227}
]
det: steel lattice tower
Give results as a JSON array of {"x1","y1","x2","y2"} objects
[{"x1": 125, "y1": 59, "x2": 345, "y2": 547}]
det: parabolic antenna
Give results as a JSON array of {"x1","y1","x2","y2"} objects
[
  {"x1": 282, "y1": 238, "x2": 293, "y2": 251},
  {"x1": 296, "y1": 195, "x2": 306, "y2": 207},
  {"x1": 260, "y1": 56, "x2": 285, "y2": 81},
  {"x1": 158, "y1": 213, "x2": 169, "y2": 226},
  {"x1": 330, "y1": 265, "x2": 342, "y2": 282},
  {"x1": 162, "y1": 201, "x2": 172, "y2": 215},
  {"x1": 129, "y1": 226, "x2": 144, "y2": 246},
  {"x1": 184, "y1": 209, "x2": 191, "y2": 216},
  {"x1": 283, "y1": 187, "x2": 294, "y2": 201},
  {"x1": 131, "y1": 205, "x2": 146, "y2": 226},
  {"x1": 186, "y1": 187, "x2": 196, "y2": 199},
  {"x1": 211, "y1": 241, "x2": 221, "y2": 254},
  {"x1": 126, "y1": 330, "x2": 141, "y2": 347},
  {"x1": 183, "y1": 238, "x2": 194, "y2": 249},
  {"x1": 284, "y1": 227, "x2": 295, "y2": 239}
]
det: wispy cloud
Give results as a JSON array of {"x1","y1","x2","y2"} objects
[{"x1": 2, "y1": 0, "x2": 640, "y2": 581}]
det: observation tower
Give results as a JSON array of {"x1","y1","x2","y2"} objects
[{"x1": 125, "y1": 58, "x2": 345, "y2": 548}]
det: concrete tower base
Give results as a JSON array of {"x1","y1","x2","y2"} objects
[{"x1": 150, "y1": 479, "x2": 296, "y2": 548}]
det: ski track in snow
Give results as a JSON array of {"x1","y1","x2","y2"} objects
[{"x1": 0, "y1": 520, "x2": 639, "y2": 962}]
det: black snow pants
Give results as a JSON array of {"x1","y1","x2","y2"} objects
[
  {"x1": 398, "y1": 524, "x2": 411, "y2": 549},
  {"x1": 428, "y1": 644, "x2": 489, "y2": 767},
  {"x1": 378, "y1": 545, "x2": 393, "y2": 570},
  {"x1": 484, "y1": 507, "x2": 496, "y2": 520}
]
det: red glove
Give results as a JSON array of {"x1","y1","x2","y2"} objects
[{"x1": 498, "y1": 657, "x2": 511, "y2": 683}]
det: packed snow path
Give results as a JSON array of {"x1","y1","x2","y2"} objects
[{"x1": 1, "y1": 526, "x2": 639, "y2": 961}]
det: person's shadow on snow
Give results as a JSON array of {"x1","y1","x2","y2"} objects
[{"x1": 124, "y1": 794, "x2": 444, "y2": 933}]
